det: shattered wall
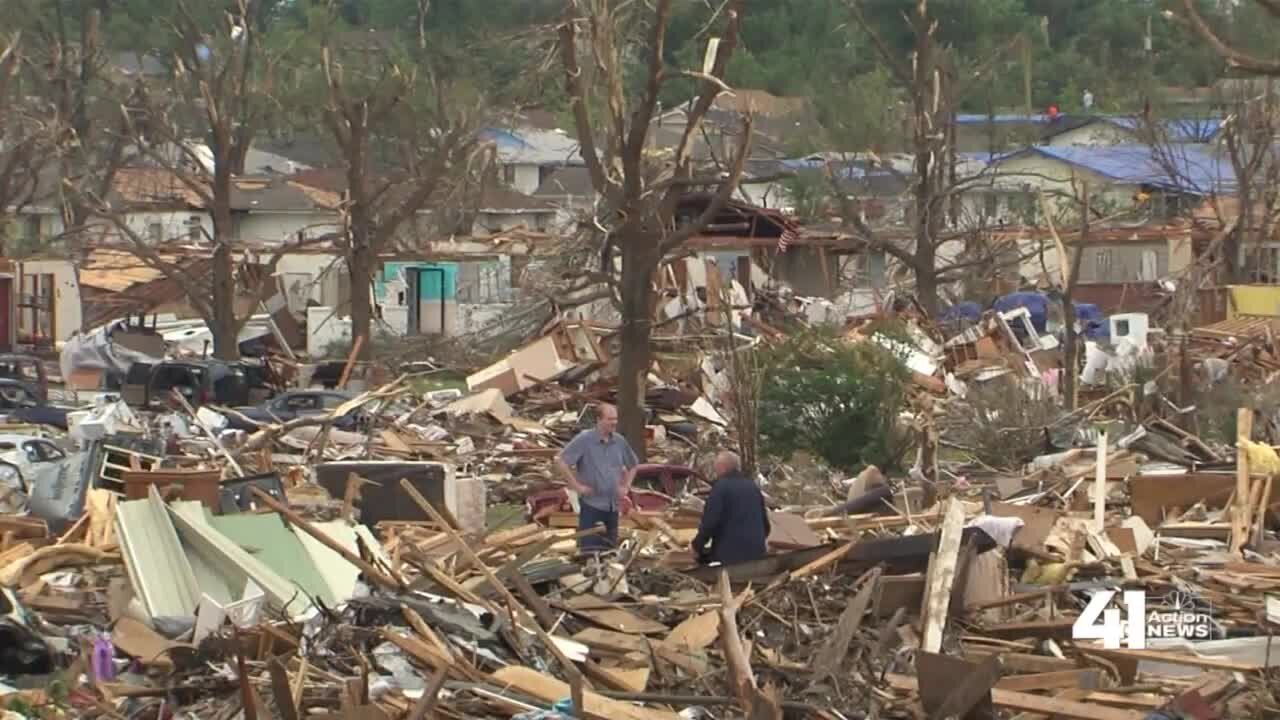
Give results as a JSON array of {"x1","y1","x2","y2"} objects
[{"x1": 376, "y1": 262, "x2": 458, "y2": 337}]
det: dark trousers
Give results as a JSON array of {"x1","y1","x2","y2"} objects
[{"x1": 578, "y1": 504, "x2": 619, "y2": 553}]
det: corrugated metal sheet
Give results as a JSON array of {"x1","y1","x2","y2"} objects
[{"x1": 115, "y1": 486, "x2": 202, "y2": 620}]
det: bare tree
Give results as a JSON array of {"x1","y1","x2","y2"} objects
[
  {"x1": 315, "y1": 27, "x2": 488, "y2": 359},
  {"x1": 15, "y1": 0, "x2": 129, "y2": 256},
  {"x1": 96, "y1": 0, "x2": 283, "y2": 358},
  {"x1": 840, "y1": 0, "x2": 1027, "y2": 314},
  {"x1": 558, "y1": 0, "x2": 752, "y2": 456},
  {"x1": 0, "y1": 35, "x2": 55, "y2": 254},
  {"x1": 1178, "y1": 1, "x2": 1280, "y2": 76}
]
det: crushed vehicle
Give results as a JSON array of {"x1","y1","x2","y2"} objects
[
  {"x1": 226, "y1": 389, "x2": 364, "y2": 431},
  {"x1": 0, "y1": 353, "x2": 49, "y2": 403},
  {"x1": 525, "y1": 463, "x2": 709, "y2": 523}
]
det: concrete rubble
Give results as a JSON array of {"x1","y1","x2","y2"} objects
[{"x1": 2, "y1": 301, "x2": 1280, "y2": 720}]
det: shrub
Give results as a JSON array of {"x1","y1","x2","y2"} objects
[
  {"x1": 942, "y1": 376, "x2": 1068, "y2": 469},
  {"x1": 757, "y1": 328, "x2": 911, "y2": 473}
]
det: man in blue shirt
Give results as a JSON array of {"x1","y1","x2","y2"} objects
[
  {"x1": 556, "y1": 403, "x2": 639, "y2": 553},
  {"x1": 692, "y1": 451, "x2": 770, "y2": 566}
]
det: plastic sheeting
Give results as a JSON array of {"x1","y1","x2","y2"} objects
[{"x1": 59, "y1": 320, "x2": 166, "y2": 386}]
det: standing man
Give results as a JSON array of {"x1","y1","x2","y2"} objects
[
  {"x1": 692, "y1": 451, "x2": 771, "y2": 566},
  {"x1": 556, "y1": 403, "x2": 639, "y2": 553}
]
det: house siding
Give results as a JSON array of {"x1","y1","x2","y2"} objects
[
  {"x1": 1046, "y1": 123, "x2": 1135, "y2": 147},
  {"x1": 236, "y1": 212, "x2": 339, "y2": 247},
  {"x1": 19, "y1": 259, "x2": 81, "y2": 341},
  {"x1": 1076, "y1": 242, "x2": 1167, "y2": 284}
]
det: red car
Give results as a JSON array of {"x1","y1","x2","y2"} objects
[{"x1": 526, "y1": 464, "x2": 709, "y2": 523}]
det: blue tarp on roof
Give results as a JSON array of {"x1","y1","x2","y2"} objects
[
  {"x1": 478, "y1": 127, "x2": 530, "y2": 150},
  {"x1": 1001, "y1": 144, "x2": 1236, "y2": 195},
  {"x1": 1104, "y1": 116, "x2": 1223, "y2": 143},
  {"x1": 955, "y1": 113, "x2": 1054, "y2": 125}
]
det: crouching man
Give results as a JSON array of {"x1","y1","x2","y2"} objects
[{"x1": 691, "y1": 451, "x2": 770, "y2": 566}]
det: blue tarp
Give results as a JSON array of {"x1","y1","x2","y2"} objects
[
  {"x1": 1073, "y1": 302, "x2": 1109, "y2": 340},
  {"x1": 941, "y1": 302, "x2": 982, "y2": 324},
  {"x1": 993, "y1": 292, "x2": 1050, "y2": 334}
]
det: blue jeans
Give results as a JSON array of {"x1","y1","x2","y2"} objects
[{"x1": 578, "y1": 503, "x2": 619, "y2": 553}]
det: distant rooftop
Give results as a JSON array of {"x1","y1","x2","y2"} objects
[
  {"x1": 482, "y1": 126, "x2": 583, "y2": 166},
  {"x1": 997, "y1": 143, "x2": 1236, "y2": 195}
]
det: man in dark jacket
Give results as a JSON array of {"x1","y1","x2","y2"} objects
[{"x1": 691, "y1": 451, "x2": 770, "y2": 566}]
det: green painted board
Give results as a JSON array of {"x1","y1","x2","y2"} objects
[{"x1": 210, "y1": 513, "x2": 336, "y2": 606}]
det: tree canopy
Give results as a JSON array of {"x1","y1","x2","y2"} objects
[{"x1": 36, "y1": 0, "x2": 1262, "y2": 122}]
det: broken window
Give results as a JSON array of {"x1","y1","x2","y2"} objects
[
  {"x1": 1095, "y1": 249, "x2": 1115, "y2": 280},
  {"x1": 148, "y1": 222, "x2": 163, "y2": 243},
  {"x1": 281, "y1": 273, "x2": 312, "y2": 313},
  {"x1": 502, "y1": 164, "x2": 516, "y2": 186},
  {"x1": 456, "y1": 261, "x2": 510, "y2": 304},
  {"x1": 1246, "y1": 246, "x2": 1280, "y2": 284},
  {"x1": 982, "y1": 193, "x2": 999, "y2": 219}
]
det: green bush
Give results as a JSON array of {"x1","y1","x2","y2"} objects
[{"x1": 757, "y1": 328, "x2": 911, "y2": 473}]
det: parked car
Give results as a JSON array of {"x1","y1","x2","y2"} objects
[
  {"x1": 0, "y1": 354, "x2": 49, "y2": 403},
  {"x1": 121, "y1": 360, "x2": 252, "y2": 409},
  {"x1": 226, "y1": 389, "x2": 362, "y2": 431},
  {"x1": 0, "y1": 380, "x2": 70, "y2": 430},
  {"x1": 525, "y1": 463, "x2": 710, "y2": 524},
  {"x1": 0, "y1": 433, "x2": 68, "y2": 514}
]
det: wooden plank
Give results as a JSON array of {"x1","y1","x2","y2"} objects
[
  {"x1": 789, "y1": 540, "x2": 855, "y2": 579},
  {"x1": 978, "y1": 618, "x2": 1076, "y2": 640},
  {"x1": 990, "y1": 502, "x2": 1061, "y2": 552},
  {"x1": 766, "y1": 512, "x2": 821, "y2": 549},
  {"x1": 813, "y1": 567, "x2": 881, "y2": 680},
  {"x1": 920, "y1": 497, "x2": 966, "y2": 653},
  {"x1": 995, "y1": 669, "x2": 1100, "y2": 692},
  {"x1": 1081, "y1": 646, "x2": 1262, "y2": 673},
  {"x1": 964, "y1": 650, "x2": 1077, "y2": 674},
  {"x1": 491, "y1": 666, "x2": 679, "y2": 720},
  {"x1": 1094, "y1": 432, "x2": 1108, "y2": 531},
  {"x1": 1128, "y1": 473, "x2": 1264, "y2": 526},
  {"x1": 874, "y1": 573, "x2": 925, "y2": 618},
  {"x1": 917, "y1": 651, "x2": 1000, "y2": 720},
  {"x1": 1233, "y1": 408, "x2": 1254, "y2": 555},
  {"x1": 883, "y1": 674, "x2": 1145, "y2": 720},
  {"x1": 563, "y1": 595, "x2": 670, "y2": 635},
  {"x1": 573, "y1": 627, "x2": 648, "y2": 655},
  {"x1": 665, "y1": 611, "x2": 720, "y2": 651}
]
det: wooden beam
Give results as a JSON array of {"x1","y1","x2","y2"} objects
[
  {"x1": 338, "y1": 335, "x2": 365, "y2": 389},
  {"x1": 883, "y1": 674, "x2": 1146, "y2": 720},
  {"x1": 995, "y1": 669, "x2": 1100, "y2": 692},
  {"x1": 1081, "y1": 646, "x2": 1261, "y2": 673},
  {"x1": 916, "y1": 651, "x2": 1001, "y2": 720},
  {"x1": 920, "y1": 497, "x2": 966, "y2": 653},
  {"x1": 397, "y1": 479, "x2": 588, "y2": 691},
  {"x1": 1094, "y1": 431, "x2": 1108, "y2": 531},
  {"x1": 1233, "y1": 408, "x2": 1254, "y2": 555},
  {"x1": 964, "y1": 650, "x2": 1077, "y2": 674}
]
